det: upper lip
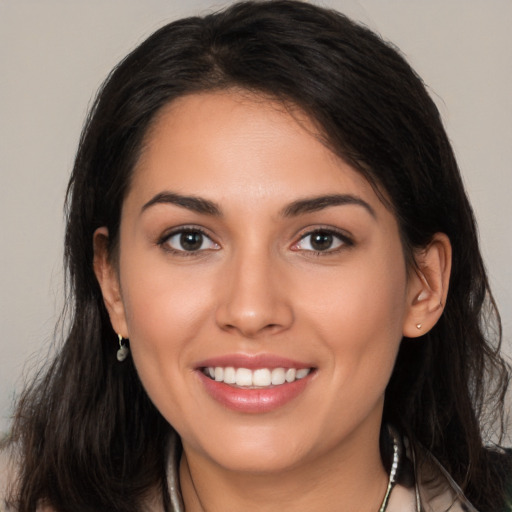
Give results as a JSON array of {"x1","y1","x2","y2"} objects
[{"x1": 195, "y1": 353, "x2": 314, "y2": 370}]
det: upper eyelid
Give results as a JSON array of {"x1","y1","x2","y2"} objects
[
  {"x1": 155, "y1": 224, "x2": 353, "y2": 248},
  {"x1": 158, "y1": 225, "x2": 215, "y2": 243},
  {"x1": 291, "y1": 227, "x2": 354, "y2": 252},
  {"x1": 295, "y1": 225, "x2": 353, "y2": 241},
  {"x1": 158, "y1": 227, "x2": 220, "y2": 255}
]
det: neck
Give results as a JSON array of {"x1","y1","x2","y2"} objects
[{"x1": 179, "y1": 425, "x2": 389, "y2": 512}]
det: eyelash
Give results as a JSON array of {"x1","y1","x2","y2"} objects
[
  {"x1": 292, "y1": 228, "x2": 354, "y2": 256},
  {"x1": 157, "y1": 226, "x2": 354, "y2": 257},
  {"x1": 158, "y1": 226, "x2": 219, "y2": 257}
]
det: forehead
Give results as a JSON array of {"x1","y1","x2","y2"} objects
[{"x1": 127, "y1": 90, "x2": 382, "y2": 214}]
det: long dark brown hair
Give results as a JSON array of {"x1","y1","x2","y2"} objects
[{"x1": 5, "y1": 1, "x2": 511, "y2": 511}]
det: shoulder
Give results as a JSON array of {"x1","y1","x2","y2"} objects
[
  {"x1": 416, "y1": 450, "x2": 479, "y2": 511},
  {"x1": 485, "y1": 446, "x2": 512, "y2": 510},
  {"x1": 0, "y1": 447, "x2": 54, "y2": 512},
  {"x1": 416, "y1": 445, "x2": 512, "y2": 512},
  {"x1": 393, "y1": 462, "x2": 474, "y2": 512},
  {"x1": 487, "y1": 446, "x2": 512, "y2": 476},
  {"x1": 403, "y1": 438, "x2": 478, "y2": 512},
  {"x1": 0, "y1": 445, "x2": 163, "y2": 512}
]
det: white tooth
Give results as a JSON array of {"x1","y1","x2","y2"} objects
[
  {"x1": 236, "y1": 368, "x2": 253, "y2": 387},
  {"x1": 271, "y1": 368, "x2": 286, "y2": 385},
  {"x1": 223, "y1": 367, "x2": 236, "y2": 384},
  {"x1": 285, "y1": 368, "x2": 296, "y2": 383},
  {"x1": 296, "y1": 368, "x2": 310, "y2": 379},
  {"x1": 214, "y1": 367, "x2": 224, "y2": 382},
  {"x1": 253, "y1": 369, "x2": 272, "y2": 387},
  {"x1": 208, "y1": 367, "x2": 215, "y2": 379}
]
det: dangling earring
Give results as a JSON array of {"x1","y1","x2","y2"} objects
[{"x1": 117, "y1": 333, "x2": 129, "y2": 362}]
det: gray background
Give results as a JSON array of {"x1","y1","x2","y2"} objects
[{"x1": 1, "y1": 0, "x2": 511, "y2": 436}]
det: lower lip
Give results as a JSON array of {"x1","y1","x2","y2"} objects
[{"x1": 197, "y1": 371, "x2": 313, "y2": 413}]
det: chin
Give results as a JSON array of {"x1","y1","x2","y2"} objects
[
  {"x1": 183, "y1": 420, "x2": 331, "y2": 475},
  {"x1": 208, "y1": 446, "x2": 310, "y2": 475}
]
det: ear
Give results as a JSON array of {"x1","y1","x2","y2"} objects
[
  {"x1": 93, "y1": 227, "x2": 129, "y2": 338},
  {"x1": 402, "y1": 233, "x2": 452, "y2": 338}
]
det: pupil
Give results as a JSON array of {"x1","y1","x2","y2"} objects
[
  {"x1": 311, "y1": 232, "x2": 333, "y2": 251},
  {"x1": 180, "y1": 232, "x2": 203, "y2": 251}
]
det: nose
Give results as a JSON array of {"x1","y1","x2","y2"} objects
[{"x1": 215, "y1": 248, "x2": 294, "y2": 338}]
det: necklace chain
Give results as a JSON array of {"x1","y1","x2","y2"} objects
[
  {"x1": 167, "y1": 429, "x2": 405, "y2": 512},
  {"x1": 378, "y1": 432, "x2": 399, "y2": 512}
]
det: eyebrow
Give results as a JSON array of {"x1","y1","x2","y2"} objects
[
  {"x1": 141, "y1": 192, "x2": 222, "y2": 216},
  {"x1": 281, "y1": 194, "x2": 376, "y2": 218},
  {"x1": 141, "y1": 191, "x2": 375, "y2": 219}
]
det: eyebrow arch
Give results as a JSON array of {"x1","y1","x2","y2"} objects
[
  {"x1": 281, "y1": 194, "x2": 376, "y2": 218},
  {"x1": 141, "y1": 192, "x2": 222, "y2": 216}
]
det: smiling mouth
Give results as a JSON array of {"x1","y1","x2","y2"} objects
[{"x1": 201, "y1": 366, "x2": 313, "y2": 388}]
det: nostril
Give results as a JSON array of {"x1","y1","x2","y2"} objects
[
  {"x1": 214, "y1": 285, "x2": 294, "y2": 337},
  {"x1": 220, "y1": 320, "x2": 289, "y2": 338}
]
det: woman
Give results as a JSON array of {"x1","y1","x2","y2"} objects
[{"x1": 2, "y1": 1, "x2": 511, "y2": 511}]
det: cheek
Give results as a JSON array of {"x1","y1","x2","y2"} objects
[
  {"x1": 121, "y1": 254, "x2": 212, "y2": 338},
  {"x1": 298, "y1": 251, "x2": 407, "y2": 335},
  {"x1": 118, "y1": 265, "x2": 213, "y2": 430},
  {"x1": 296, "y1": 249, "x2": 408, "y2": 392},
  {"x1": 118, "y1": 254, "x2": 217, "y2": 403}
]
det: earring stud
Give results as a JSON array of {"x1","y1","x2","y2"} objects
[
  {"x1": 416, "y1": 324, "x2": 422, "y2": 330},
  {"x1": 117, "y1": 333, "x2": 129, "y2": 362}
]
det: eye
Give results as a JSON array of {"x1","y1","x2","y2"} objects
[
  {"x1": 292, "y1": 229, "x2": 351, "y2": 253},
  {"x1": 161, "y1": 228, "x2": 219, "y2": 253}
]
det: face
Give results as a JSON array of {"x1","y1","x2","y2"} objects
[{"x1": 102, "y1": 91, "x2": 418, "y2": 475}]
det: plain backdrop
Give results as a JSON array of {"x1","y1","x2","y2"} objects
[{"x1": 1, "y1": 0, "x2": 511, "y2": 436}]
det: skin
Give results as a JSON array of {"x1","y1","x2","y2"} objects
[{"x1": 94, "y1": 91, "x2": 451, "y2": 512}]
